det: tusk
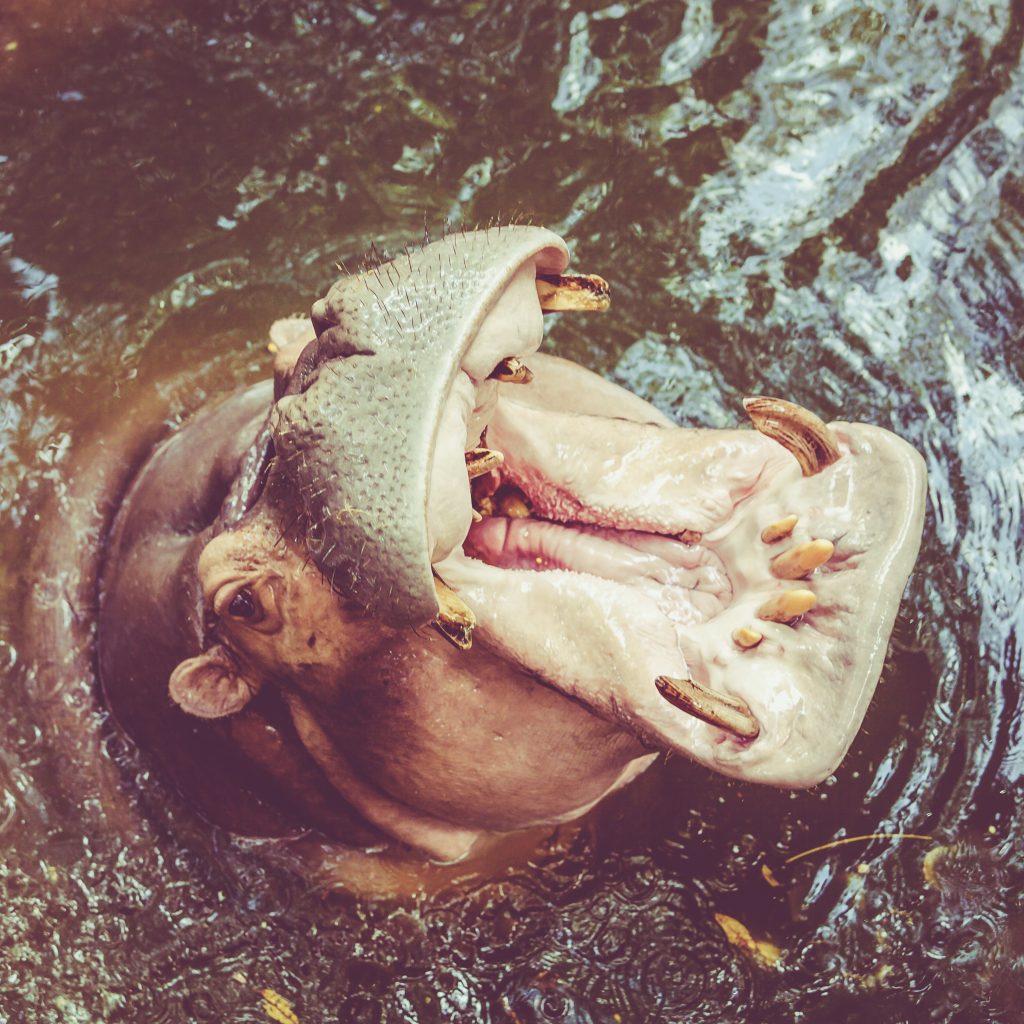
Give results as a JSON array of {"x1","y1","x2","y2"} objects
[
  {"x1": 771, "y1": 539, "x2": 834, "y2": 580},
  {"x1": 732, "y1": 627, "x2": 764, "y2": 650},
  {"x1": 743, "y1": 397, "x2": 841, "y2": 476},
  {"x1": 465, "y1": 447, "x2": 504, "y2": 479},
  {"x1": 655, "y1": 675, "x2": 760, "y2": 740},
  {"x1": 761, "y1": 514, "x2": 798, "y2": 544},
  {"x1": 757, "y1": 589, "x2": 817, "y2": 624},
  {"x1": 536, "y1": 273, "x2": 611, "y2": 312},
  {"x1": 432, "y1": 573, "x2": 475, "y2": 650},
  {"x1": 489, "y1": 357, "x2": 534, "y2": 384}
]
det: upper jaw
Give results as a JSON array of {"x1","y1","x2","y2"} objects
[{"x1": 271, "y1": 226, "x2": 571, "y2": 628}]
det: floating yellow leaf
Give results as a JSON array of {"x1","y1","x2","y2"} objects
[
  {"x1": 261, "y1": 988, "x2": 300, "y2": 1024},
  {"x1": 714, "y1": 913, "x2": 781, "y2": 968},
  {"x1": 922, "y1": 845, "x2": 948, "y2": 888},
  {"x1": 761, "y1": 864, "x2": 781, "y2": 888}
]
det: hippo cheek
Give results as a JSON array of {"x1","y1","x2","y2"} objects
[
  {"x1": 280, "y1": 630, "x2": 656, "y2": 834},
  {"x1": 434, "y1": 372, "x2": 927, "y2": 788}
]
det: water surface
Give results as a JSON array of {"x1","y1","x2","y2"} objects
[{"x1": 1, "y1": 0, "x2": 1022, "y2": 1020}]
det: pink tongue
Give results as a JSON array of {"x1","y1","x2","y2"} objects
[
  {"x1": 485, "y1": 396, "x2": 793, "y2": 535},
  {"x1": 465, "y1": 518, "x2": 731, "y2": 626}
]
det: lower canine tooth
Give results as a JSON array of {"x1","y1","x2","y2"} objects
[
  {"x1": 432, "y1": 573, "x2": 475, "y2": 650},
  {"x1": 536, "y1": 273, "x2": 611, "y2": 312},
  {"x1": 655, "y1": 675, "x2": 760, "y2": 740},
  {"x1": 757, "y1": 589, "x2": 817, "y2": 623},
  {"x1": 743, "y1": 396, "x2": 841, "y2": 476},
  {"x1": 771, "y1": 539, "x2": 834, "y2": 579},
  {"x1": 489, "y1": 357, "x2": 534, "y2": 384},
  {"x1": 761, "y1": 515, "x2": 798, "y2": 544},
  {"x1": 732, "y1": 627, "x2": 764, "y2": 650},
  {"x1": 465, "y1": 447, "x2": 504, "y2": 479}
]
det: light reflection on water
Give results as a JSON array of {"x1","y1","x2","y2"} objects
[{"x1": 1, "y1": 0, "x2": 1022, "y2": 1020}]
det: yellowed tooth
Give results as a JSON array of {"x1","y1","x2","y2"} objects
[
  {"x1": 536, "y1": 273, "x2": 611, "y2": 312},
  {"x1": 743, "y1": 396, "x2": 841, "y2": 476},
  {"x1": 655, "y1": 675, "x2": 760, "y2": 740},
  {"x1": 771, "y1": 539, "x2": 834, "y2": 580},
  {"x1": 473, "y1": 494, "x2": 496, "y2": 519},
  {"x1": 678, "y1": 529, "x2": 702, "y2": 545},
  {"x1": 761, "y1": 514, "x2": 798, "y2": 544},
  {"x1": 732, "y1": 627, "x2": 764, "y2": 650},
  {"x1": 489, "y1": 356, "x2": 534, "y2": 384},
  {"x1": 470, "y1": 508, "x2": 483, "y2": 523},
  {"x1": 432, "y1": 573, "x2": 475, "y2": 650},
  {"x1": 465, "y1": 447, "x2": 504, "y2": 480},
  {"x1": 757, "y1": 589, "x2": 817, "y2": 624},
  {"x1": 496, "y1": 485, "x2": 531, "y2": 519}
]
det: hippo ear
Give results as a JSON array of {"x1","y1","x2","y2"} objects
[{"x1": 168, "y1": 644, "x2": 257, "y2": 719}]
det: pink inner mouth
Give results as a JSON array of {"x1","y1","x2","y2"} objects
[
  {"x1": 418, "y1": 250, "x2": 926, "y2": 791},
  {"x1": 433, "y1": 361, "x2": 926, "y2": 790}
]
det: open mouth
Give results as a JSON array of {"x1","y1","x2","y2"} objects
[
  {"x1": 273, "y1": 229, "x2": 926, "y2": 791},
  {"x1": 425, "y1": 263, "x2": 925, "y2": 788}
]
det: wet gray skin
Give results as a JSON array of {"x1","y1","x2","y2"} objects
[{"x1": 273, "y1": 227, "x2": 568, "y2": 623}]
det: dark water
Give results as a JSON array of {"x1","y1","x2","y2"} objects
[{"x1": 2, "y1": 0, "x2": 1022, "y2": 1020}]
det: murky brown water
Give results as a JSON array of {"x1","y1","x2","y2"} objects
[{"x1": 2, "y1": 1, "x2": 1022, "y2": 1020}]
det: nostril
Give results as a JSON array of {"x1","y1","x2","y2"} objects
[{"x1": 310, "y1": 298, "x2": 333, "y2": 337}]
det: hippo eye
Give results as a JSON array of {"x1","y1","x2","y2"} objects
[
  {"x1": 227, "y1": 587, "x2": 259, "y2": 620},
  {"x1": 211, "y1": 576, "x2": 282, "y2": 634}
]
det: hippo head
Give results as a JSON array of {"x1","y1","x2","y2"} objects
[{"x1": 165, "y1": 227, "x2": 926, "y2": 862}]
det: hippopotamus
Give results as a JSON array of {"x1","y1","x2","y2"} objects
[{"x1": 96, "y1": 226, "x2": 926, "y2": 870}]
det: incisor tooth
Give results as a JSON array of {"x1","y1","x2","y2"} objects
[
  {"x1": 771, "y1": 539, "x2": 834, "y2": 579},
  {"x1": 761, "y1": 515, "x2": 798, "y2": 544},
  {"x1": 743, "y1": 396, "x2": 841, "y2": 476},
  {"x1": 465, "y1": 447, "x2": 504, "y2": 479},
  {"x1": 432, "y1": 573, "x2": 475, "y2": 651},
  {"x1": 732, "y1": 627, "x2": 764, "y2": 650},
  {"x1": 757, "y1": 589, "x2": 817, "y2": 623},
  {"x1": 474, "y1": 495, "x2": 496, "y2": 518},
  {"x1": 489, "y1": 357, "x2": 534, "y2": 384},
  {"x1": 655, "y1": 675, "x2": 760, "y2": 740},
  {"x1": 536, "y1": 273, "x2": 611, "y2": 312}
]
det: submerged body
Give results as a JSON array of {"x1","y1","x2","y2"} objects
[{"x1": 97, "y1": 228, "x2": 926, "y2": 865}]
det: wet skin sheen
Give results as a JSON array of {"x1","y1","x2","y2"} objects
[{"x1": 97, "y1": 228, "x2": 927, "y2": 864}]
